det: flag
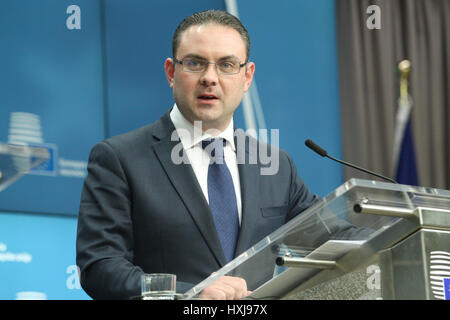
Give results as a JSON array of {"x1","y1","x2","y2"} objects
[{"x1": 392, "y1": 95, "x2": 419, "y2": 185}]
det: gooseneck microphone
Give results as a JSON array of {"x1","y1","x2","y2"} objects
[{"x1": 305, "y1": 139, "x2": 398, "y2": 184}]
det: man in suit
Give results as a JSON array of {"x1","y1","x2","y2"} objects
[{"x1": 76, "y1": 10, "x2": 321, "y2": 300}]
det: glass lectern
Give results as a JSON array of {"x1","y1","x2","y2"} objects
[{"x1": 182, "y1": 179, "x2": 450, "y2": 300}]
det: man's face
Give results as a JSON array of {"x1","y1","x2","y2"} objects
[{"x1": 165, "y1": 23, "x2": 255, "y2": 132}]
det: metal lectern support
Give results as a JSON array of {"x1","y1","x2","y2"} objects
[
  {"x1": 276, "y1": 257, "x2": 337, "y2": 269},
  {"x1": 354, "y1": 202, "x2": 417, "y2": 220}
]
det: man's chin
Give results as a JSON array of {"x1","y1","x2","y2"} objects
[
  {"x1": 192, "y1": 110, "x2": 221, "y2": 123},
  {"x1": 193, "y1": 115, "x2": 230, "y2": 132}
]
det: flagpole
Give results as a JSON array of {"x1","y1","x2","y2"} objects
[
  {"x1": 392, "y1": 60, "x2": 412, "y2": 173},
  {"x1": 395, "y1": 60, "x2": 416, "y2": 209},
  {"x1": 393, "y1": 59, "x2": 419, "y2": 186},
  {"x1": 399, "y1": 59, "x2": 411, "y2": 101}
]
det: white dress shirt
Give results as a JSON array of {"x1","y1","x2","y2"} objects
[{"x1": 170, "y1": 104, "x2": 242, "y2": 224}]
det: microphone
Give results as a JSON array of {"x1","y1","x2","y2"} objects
[{"x1": 305, "y1": 139, "x2": 398, "y2": 184}]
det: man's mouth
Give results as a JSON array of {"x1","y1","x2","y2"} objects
[{"x1": 198, "y1": 94, "x2": 218, "y2": 101}]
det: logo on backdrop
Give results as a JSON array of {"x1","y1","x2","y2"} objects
[
  {"x1": 0, "y1": 242, "x2": 32, "y2": 264},
  {"x1": 430, "y1": 251, "x2": 450, "y2": 300},
  {"x1": 6, "y1": 112, "x2": 87, "y2": 179}
]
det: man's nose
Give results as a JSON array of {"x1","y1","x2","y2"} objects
[{"x1": 200, "y1": 63, "x2": 219, "y2": 86}]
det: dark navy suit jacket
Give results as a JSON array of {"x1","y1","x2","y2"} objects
[{"x1": 76, "y1": 111, "x2": 320, "y2": 299}]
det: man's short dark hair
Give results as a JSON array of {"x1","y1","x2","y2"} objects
[{"x1": 172, "y1": 10, "x2": 250, "y2": 61}]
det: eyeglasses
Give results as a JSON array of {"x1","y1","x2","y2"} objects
[{"x1": 173, "y1": 57, "x2": 247, "y2": 75}]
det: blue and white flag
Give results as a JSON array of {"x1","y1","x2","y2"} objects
[{"x1": 392, "y1": 94, "x2": 419, "y2": 186}]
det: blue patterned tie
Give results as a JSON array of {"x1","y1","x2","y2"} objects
[{"x1": 202, "y1": 138, "x2": 239, "y2": 263}]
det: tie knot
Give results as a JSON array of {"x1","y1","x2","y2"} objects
[
  {"x1": 201, "y1": 138, "x2": 226, "y2": 149},
  {"x1": 201, "y1": 138, "x2": 226, "y2": 159}
]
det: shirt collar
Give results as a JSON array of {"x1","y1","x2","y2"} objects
[{"x1": 169, "y1": 104, "x2": 236, "y2": 151}]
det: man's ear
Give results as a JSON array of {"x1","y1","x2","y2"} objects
[
  {"x1": 243, "y1": 62, "x2": 255, "y2": 92},
  {"x1": 164, "y1": 58, "x2": 175, "y2": 88}
]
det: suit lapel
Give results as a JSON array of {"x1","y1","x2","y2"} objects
[
  {"x1": 235, "y1": 135, "x2": 261, "y2": 256},
  {"x1": 151, "y1": 113, "x2": 227, "y2": 266}
]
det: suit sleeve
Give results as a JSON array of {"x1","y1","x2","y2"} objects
[
  {"x1": 76, "y1": 141, "x2": 143, "y2": 299},
  {"x1": 285, "y1": 152, "x2": 320, "y2": 222}
]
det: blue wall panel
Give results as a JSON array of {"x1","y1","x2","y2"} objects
[
  {"x1": 0, "y1": 0, "x2": 105, "y2": 216},
  {"x1": 0, "y1": 212, "x2": 89, "y2": 299},
  {"x1": 237, "y1": 0, "x2": 343, "y2": 196},
  {"x1": 104, "y1": 0, "x2": 226, "y2": 137}
]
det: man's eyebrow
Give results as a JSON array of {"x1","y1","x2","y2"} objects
[
  {"x1": 181, "y1": 54, "x2": 241, "y2": 61},
  {"x1": 217, "y1": 55, "x2": 241, "y2": 61},
  {"x1": 181, "y1": 54, "x2": 208, "y2": 60}
]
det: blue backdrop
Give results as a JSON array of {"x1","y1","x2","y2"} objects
[{"x1": 0, "y1": 0, "x2": 343, "y2": 299}]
